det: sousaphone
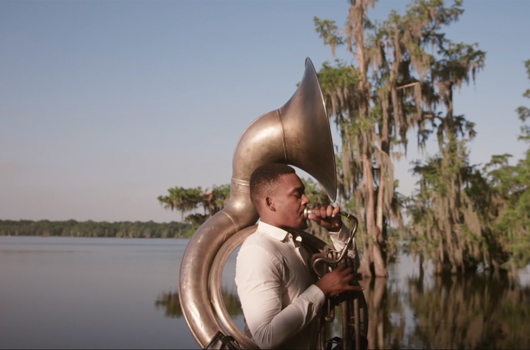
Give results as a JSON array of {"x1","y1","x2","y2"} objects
[{"x1": 178, "y1": 58, "x2": 367, "y2": 349}]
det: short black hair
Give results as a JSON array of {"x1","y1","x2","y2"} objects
[{"x1": 249, "y1": 163, "x2": 295, "y2": 209}]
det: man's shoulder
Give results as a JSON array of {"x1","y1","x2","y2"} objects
[
  {"x1": 237, "y1": 230, "x2": 285, "y2": 272},
  {"x1": 241, "y1": 229, "x2": 275, "y2": 249}
]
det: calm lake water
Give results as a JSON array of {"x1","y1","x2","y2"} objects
[{"x1": 1, "y1": 236, "x2": 529, "y2": 349}]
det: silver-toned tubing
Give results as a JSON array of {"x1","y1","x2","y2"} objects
[
  {"x1": 304, "y1": 208, "x2": 359, "y2": 274},
  {"x1": 178, "y1": 58, "x2": 337, "y2": 348},
  {"x1": 178, "y1": 186, "x2": 258, "y2": 348},
  {"x1": 354, "y1": 298, "x2": 360, "y2": 350},
  {"x1": 209, "y1": 225, "x2": 259, "y2": 349},
  {"x1": 342, "y1": 302, "x2": 349, "y2": 350}
]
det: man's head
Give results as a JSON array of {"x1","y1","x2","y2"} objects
[{"x1": 250, "y1": 163, "x2": 309, "y2": 230}]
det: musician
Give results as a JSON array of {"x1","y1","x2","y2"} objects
[{"x1": 235, "y1": 163, "x2": 362, "y2": 349}]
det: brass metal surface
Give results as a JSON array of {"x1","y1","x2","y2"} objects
[{"x1": 178, "y1": 58, "x2": 354, "y2": 349}]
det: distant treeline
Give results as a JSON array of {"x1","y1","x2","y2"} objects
[{"x1": 0, "y1": 219, "x2": 192, "y2": 238}]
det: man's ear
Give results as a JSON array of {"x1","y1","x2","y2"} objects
[{"x1": 265, "y1": 196, "x2": 276, "y2": 211}]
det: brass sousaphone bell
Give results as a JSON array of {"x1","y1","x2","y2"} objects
[{"x1": 178, "y1": 58, "x2": 367, "y2": 349}]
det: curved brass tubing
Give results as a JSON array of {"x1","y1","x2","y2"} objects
[{"x1": 178, "y1": 58, "x2": 343, "y2": 348}]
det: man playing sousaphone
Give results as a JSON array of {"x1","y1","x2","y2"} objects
[
  {"x1": 178, "y1": 58, "x2": 367, "y2": 350},
  {"x1": 235, "y1": 163, "x2": 363, "y2": 349}
]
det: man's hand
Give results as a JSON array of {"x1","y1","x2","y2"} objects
[
  {"x1": 307, "y1": 205, "x2": 343, "y2": 231},
  {"x1": 314, "y1": 263, "x2": 364, "y2": 298}
]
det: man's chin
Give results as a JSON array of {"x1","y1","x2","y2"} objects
[{"x1": 297, "y1": 220, "x2": 308, "y2": 230}]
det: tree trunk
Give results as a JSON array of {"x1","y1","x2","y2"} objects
[
  {"x1": 371, "y1": 277, "x2": 387, "y2": 349},
  {"x1": 358, "y1": 242, "x2": 373, "y2": 278},
  {"x1": 434, "y1": 260, "x2": 443, "y2": 275},
  {"x1": 352, "y1": 0, "x2": 387, "y2": 278},
  {"x1": 363, "y1": 151, "x2": 387, "y2": 277},
  {"x1": 492, "y1": 258, "x2": 500, "y2": 279},
  {"x1": 419, "y1": 254, "x2": 424, "y2": 281},
  {"x1": 510, "y1": 262, "x2": 519, "y2": 283},
  {"x1": 376, "y1": 131, "x2": 387, "y2": 246},
  {"x1": 376, "y1": 167, "x2": 385, "y2": 244}
]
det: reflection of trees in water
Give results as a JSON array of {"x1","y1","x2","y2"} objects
[
  {"x1": 155, "y1": 288, "x2": 242, "y2": 319},
  {"x1": 221, "y1": 287, "x2": 243, "y2": 317},
  {"x1": 360, "y1": 277, "x2": 405, "y2": 349},
  {"x1": 157, "y1": 270, "x2": 529, "y2": 348},
  {"x1": 327, "y1": 272, "x2": 530, "y2": 349},
  {"x1": 155, "y1": 291, "x2": 182, "y2": 318},
  {"x1": 406, "y1": 274, "x2": 530, "y2": 349},
  {"x1": 323, "y1": 277, "x2": 405, "y2": 349}
]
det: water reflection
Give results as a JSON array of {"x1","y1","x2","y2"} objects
[
  {"x1": 358, "y1": 277, "x2": 406, "y2": 349},
  {"x1": 155, "y1": 288, "x2": 243, "y2": 319},
  {"x1": 405, "y1": 273, "x2": 530, "y2": 349},
  {"x1": 161, "y1": 272, "x2": 530, "y2": 349},
  {"x1": 358, "y1": 272, "x2": 530, "y2": 349},
  {"x1": 155, "y1": 291, "x2": 183, "y2": 318}
]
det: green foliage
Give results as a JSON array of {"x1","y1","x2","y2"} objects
[
  {"x1": 158, "y1": 183, "x2": 230, "y2": 226},
  {"x1": 0, "y1": 219, "x2": 192, "y2": 238},
  {"x1": 317, "y1": 60, "x2": 359, "y2": 97},
  {"x1": 485, "y1": 150, "x2": 530, "y2": 269},
  {"x1": 301, "y1": 177, "x2": 331, "y2": 206},
  {"x1": 312, "y1": 0, "x2": 486, "y2": 277},
  {"x1": 211, "y1": 184, "x2": 230, "y2": 212},
  {"x1": 301, "y1": 177, "x2": 332, "y2": 242},
  {"x1": 184, "y1": 214, "x2": 208, "y2": 226},
  {"x1": 517, "y1": 60, "x2": 530, "y2": 140},
  {"x1": 313, "y1": 17, "x2": 344, "y2": 56},
  {"x1": 479, "y1": 59, "x2": 530, "y2": 269},
  {"x1": 157, "y1": 186, "x2": 204, "y2": 220},
  {"x1": 432, "y1": 42, "x2": 486, "y2": 91},
  {"x1": 407, "y1": 59, "x2": 530, "y2": 273},
  {"x1": 406, "y1": 141, "x2": 485, "y2": 272}
]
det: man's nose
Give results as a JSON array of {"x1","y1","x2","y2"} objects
[{"x1": 301, "y1": 194, "x2": 309, "y2": 205}]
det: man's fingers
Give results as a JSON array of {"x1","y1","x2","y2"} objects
[
  {"x1": 334, "y1": 263, "x2": 348, "y2": 273},
  {"x1": 335, "y1": 264, "x2": 353, "y2": 276},
  {"x1": 309, "y1": 205, "x2": 341, "y2": 225},
  {"x1": 326, "y1": 205, "x2": 333, "y2": 217},
  {"x1": 339, "y1": 285, "x2": 364, "y2": 293},
  {"x1": 313, "y1": 205, "x2": 334, "y2": 219},
  {"x1": 319, "y1": 206, "x2": 327, "y2": 218},
  {"x1": 350, "y1": 273, "x2": 363, "y2": 281},
  {"x1": 330, "y1": 284, "x2": 364, "y2": 297},
  {"x1": 347, "y1": 285, "x2": 364, "y2": 291}
]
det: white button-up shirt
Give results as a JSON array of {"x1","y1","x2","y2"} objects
[{"x1": 235, "y1": 221, "x2": 350, "y2": 349}]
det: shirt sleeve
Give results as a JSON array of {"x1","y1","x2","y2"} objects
[{"x1": 235, "y1": 244, "x2": 325, "y2": 349}]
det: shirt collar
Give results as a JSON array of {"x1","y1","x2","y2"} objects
[
  {"x1": 258, "y1": 221, "x2": 303, "y2": 245},
  {"x1": 257, "y1": 221, "x2": 290, "y2": 242}
]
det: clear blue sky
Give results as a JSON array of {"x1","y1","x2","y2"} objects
[{"x1": 1, "y1": 0, "x2": 529, "y2": 223}]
